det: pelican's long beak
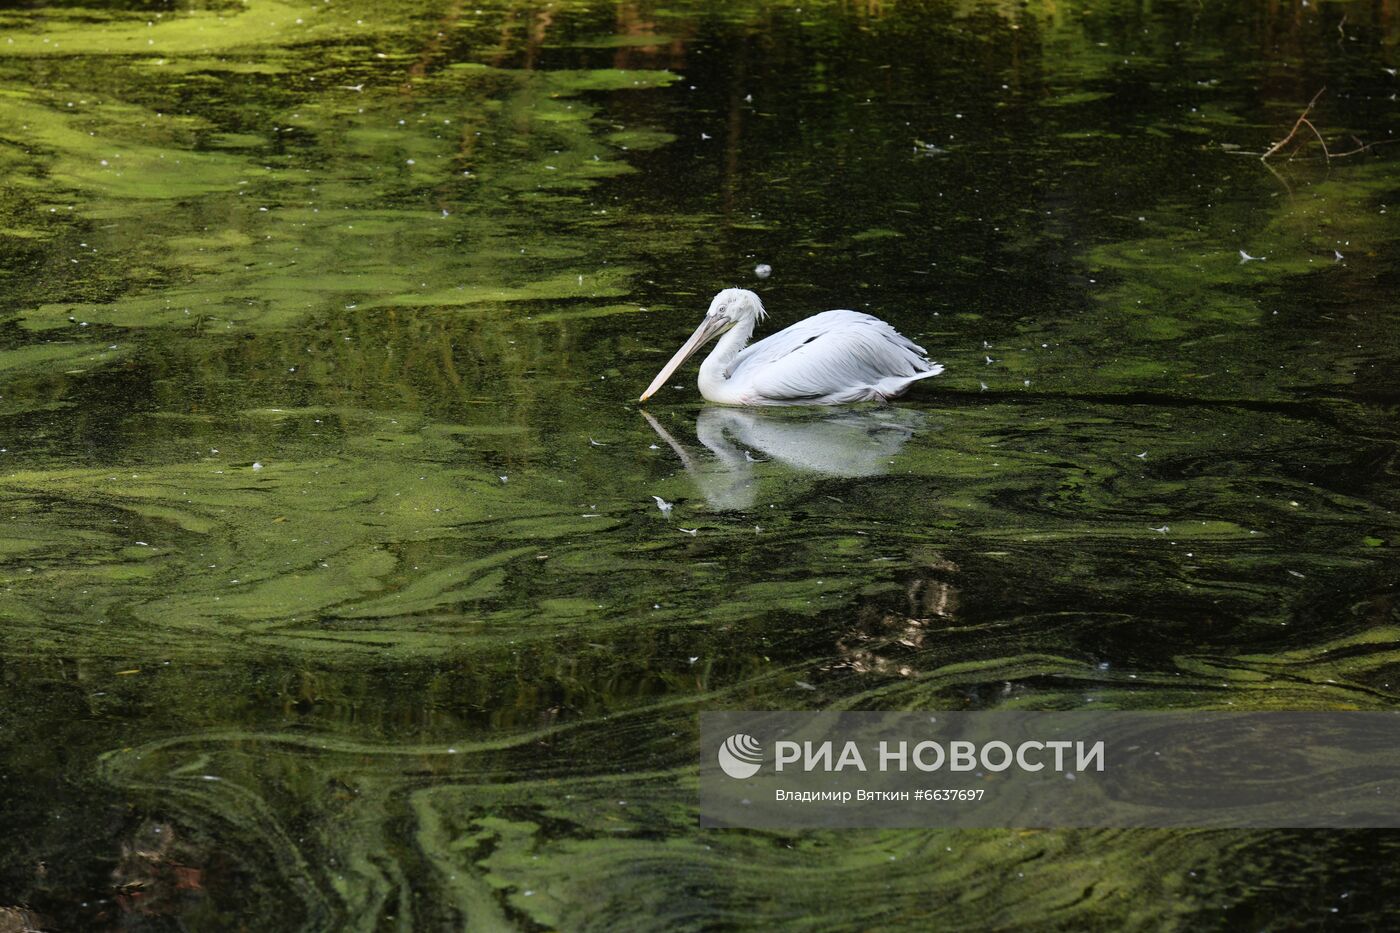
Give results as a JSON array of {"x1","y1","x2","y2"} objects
[{"x1": 639, "y1": 315, "x2": 731, "y2": 402}]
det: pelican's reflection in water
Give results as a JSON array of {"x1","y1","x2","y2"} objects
[{"x1": 643, "y1": 406, "x2": 929, "y2": 510}]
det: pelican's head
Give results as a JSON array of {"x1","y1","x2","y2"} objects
[
  {"x1": 639, "y1": 289, "x2": 767, "y2": 402},
  {"x1": 705, "y1": 288, "x2": 767, "y2": 326}
]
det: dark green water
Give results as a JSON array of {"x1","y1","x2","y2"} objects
[{"x1": 1, "y1": 0, "x2": 1399, "y2": 928}]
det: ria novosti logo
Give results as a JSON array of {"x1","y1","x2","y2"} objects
[{"x1": 717, "y1": 733, "x2": 763, "y2": 779}]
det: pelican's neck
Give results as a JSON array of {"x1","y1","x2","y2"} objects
[{"x1": 697, "y1": 317, "x2": 755, "y2": 400}]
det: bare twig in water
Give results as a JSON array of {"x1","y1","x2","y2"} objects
[
  {"x1": 1261, "y1": 87, "x2": 1327, "y2": 160},
  {"x1": 1223, "y1": 88, "x2": 1400, "y2": 164},
  {"x1": 1294, "y1": 116, "x2": 1330, "y2": 160}
]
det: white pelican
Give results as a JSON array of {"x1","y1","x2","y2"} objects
[{"x1": 638, "y1": 289, "x2": 944, "y2": 405}]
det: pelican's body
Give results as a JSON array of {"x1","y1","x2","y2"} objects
[{"x1": 639, "y1": 289, "x2": 943, "y2": 406}]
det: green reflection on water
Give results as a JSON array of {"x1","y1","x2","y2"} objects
[{"x1": 1, "y1": 0, "x2": 1399, "y2": 929}]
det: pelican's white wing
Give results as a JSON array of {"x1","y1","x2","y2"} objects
[{"x1": 726, "y1": 310, "x2": 942, "y2": 404}]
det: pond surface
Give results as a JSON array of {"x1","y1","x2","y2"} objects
[{"x1": 2, "y1": 0, "x2": 1399, "y2": 928}]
